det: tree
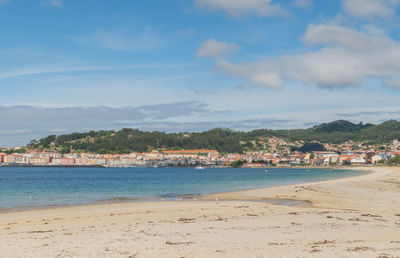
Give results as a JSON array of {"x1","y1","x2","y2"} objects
[
  {"x1": 297, "y1": 143, "x2": 325, "y2": 153},
  {"x1": 387, "y1": 155, "x2": 400, "y2": 166},
  {"x1": 39, "y1": 135, "x2": 56, "y2": 148},
  {"x1": 26, "y1": 120, "x2": 400, "y2": 153},
  {"x1": 231, "y1": 160, "x2": 246, "y2": 167}
]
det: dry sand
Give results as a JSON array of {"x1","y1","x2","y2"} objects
[{"x1": 1, "y1": 167, "x2": 400, "y2": 257}]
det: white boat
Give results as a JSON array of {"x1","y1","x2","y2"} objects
[{"x1": 195, "y1": 166, "x2": 205, "y2": 170}]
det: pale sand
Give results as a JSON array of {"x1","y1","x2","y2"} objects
[{"x1": 1, "y1": 167, "x2": 400, "y2": 257}]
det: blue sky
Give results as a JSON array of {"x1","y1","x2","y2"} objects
[{"x1": 1, "y1": 0, "x2": 400, "y2": 146}]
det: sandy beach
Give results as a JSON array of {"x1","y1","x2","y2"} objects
[{"x1": 1, "y1": 167, "x2": 400, "y2": 257}]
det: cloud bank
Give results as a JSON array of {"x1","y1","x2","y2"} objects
[
  {"x1": 203, "y1": 24, "x2": 400, "y2": 88},
  {"x1": 0, "y1": 102, "x2": 210, "y2": 146},
  {"x1": 1, "y1": 102, "x2": 399, "y2": 147}
]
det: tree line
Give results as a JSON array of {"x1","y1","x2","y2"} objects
[{"x1": 28, "y1": 120, "x2": 400, "y2": 154}]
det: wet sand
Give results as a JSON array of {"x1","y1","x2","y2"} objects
[{"x1": 1, "y1": 167, "x2": 400, "y2": 257}]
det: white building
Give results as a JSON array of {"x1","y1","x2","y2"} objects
[{"x1": 350, "y1": 157, "x2": 366, "y2": 165}]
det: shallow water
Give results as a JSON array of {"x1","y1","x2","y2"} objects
[{"x1": 0, "y1": 167, "x2": 364, "y2": 210}]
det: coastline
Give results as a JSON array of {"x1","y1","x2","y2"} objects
[
  {"x1": 1, "y1": 166, "x2": 400, "y2": 257},
  {"x1": 0, "y1": 166, "x2": 369, "y2": 213},
  {"x1": 0, "y1": 167, "x2": 365, "y2": 213},
  {"x1": 203, "y1": 167, "x2": 375, "y2": 205}
]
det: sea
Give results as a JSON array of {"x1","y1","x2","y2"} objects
[{"x1": 0, "y1": 167, "x2": 365, "y2": 211}]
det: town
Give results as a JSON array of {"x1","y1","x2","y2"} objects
[{"x1": 1, "y1": 137, "x2": 399, "y2": 167}]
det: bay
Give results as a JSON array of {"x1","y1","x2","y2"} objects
[{"x1": 0, "y1": 167, "x2": 364, "y2": 210}]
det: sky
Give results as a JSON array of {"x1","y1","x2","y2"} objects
[{"x1": 1, "y1": 0, "x2": 400, "y2": 146}]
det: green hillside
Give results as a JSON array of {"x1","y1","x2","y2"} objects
[{"x1": 28, "y1": 120, "x2": 400, "y2": 154}]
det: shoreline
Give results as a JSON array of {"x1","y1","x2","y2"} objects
[
  {"x1": 203, "y1": 167, "x2": 375, "y2": 203},
  {"x1": 206, "y1": 166, "x2": 397, "y2": 212},
  {"x1": 0, "y1": 164, "x2": 379, "y2": 168},
  {"x1": 1, "y1": 164, "x2": 106, "y2": 168},
  {"x1": 203, "y1": 167, "x2": 371, "y2": 203},
  {"x1": 1, "y1": 166, "x2": 400, "y2": 257},
  {"x1": 0, "y1": 167, "x2": 366, "y2": 213}
]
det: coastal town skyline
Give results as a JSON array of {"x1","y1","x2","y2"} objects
[
  {"x1": 2, "y1": 138, "x2": 399, "y2": 168},
  {"x1": 2, "y1": 119, "x2": 399, "y2": 167},
  {"x1": 1, "y1": 0, "x2": 400, "y2": 146}
]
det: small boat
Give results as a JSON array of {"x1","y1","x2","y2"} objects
[
  {"x1": 264, "y1": 169, "x2": 268, "y2": 173},
  {"x1": 195, "y1": 166, "x2": 205, "y2": 170}
]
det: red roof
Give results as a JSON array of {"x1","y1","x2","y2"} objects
[{"x1": 163, "y1": 150, "x2": 218, "y2": 154}]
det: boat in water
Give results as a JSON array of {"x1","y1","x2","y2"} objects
[{"x1": 195, "y1": 166, "x2": 205, "y2": 170}]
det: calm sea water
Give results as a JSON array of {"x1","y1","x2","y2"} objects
[{"x1": 0, "y1": 167, "x2": 364, "y2": 210}]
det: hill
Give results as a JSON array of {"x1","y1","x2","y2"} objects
[
  {"x1": 313, "y1": 120, "x2": 373, "y2": 133},
  {"x1": 27, "y1": 120, "x2": 400, "y2": 154}
]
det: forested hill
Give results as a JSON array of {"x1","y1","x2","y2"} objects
[{"x1": 28, "y1": 120, "x2": 400, "y2": 154}]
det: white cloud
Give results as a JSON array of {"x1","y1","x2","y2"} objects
[
  {"x1": 212, "y1": 24, "x2": 400, "y2": 88},
  {"x1": 41, "y1": 0, "x2": 63, "y2": 8},
  {"x1": 197, "y1": 39, "x2": 239, "y2": 59},
  {"x1": 342, "y1": 0, "x2": 399, "y2": 18},
  {"x1": 294, "y1": 0, "x2": 312, "y2": 8},
  {"x1": 251, "y1": 73, "x2": 282, "y2": 88},
  {"x1": 361, "y1": 25, "x2": 387, "y2": 36},
  {"x1": 194, "y1": 0, "x2": 282, "y2": 18}
]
